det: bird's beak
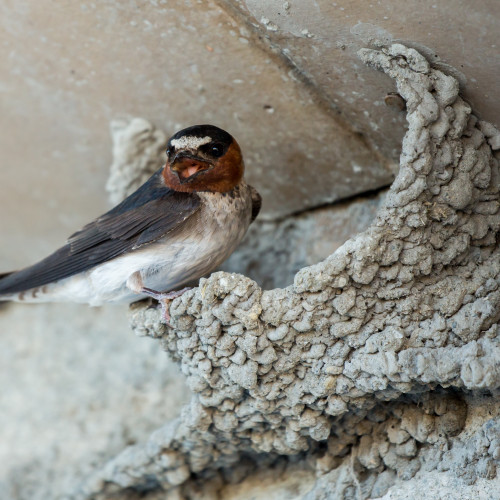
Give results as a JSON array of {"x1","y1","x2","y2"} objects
[{"x1": 170, "y1": 153, "x2": 213, "y2": 183}]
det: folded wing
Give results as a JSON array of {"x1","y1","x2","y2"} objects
[{"x1": 0, "y1": 169, "x2": 201, "y2": 295}]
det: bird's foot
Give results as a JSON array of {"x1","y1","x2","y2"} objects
[{"x1": 141, "y1": 287, "x2": 192, "y2": 325}]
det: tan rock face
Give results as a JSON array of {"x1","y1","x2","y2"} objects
[
  {"x1": 227, "y1": 0, "x2": 500, "y2": 163},
  {"x1": 0, "y1": 0, "x2": 394, "y2": 269}
]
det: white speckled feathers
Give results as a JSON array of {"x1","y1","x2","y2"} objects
[{"x1": 170, "y1": 135, "x2": 212, "y2": 151}]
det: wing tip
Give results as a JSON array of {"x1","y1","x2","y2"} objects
[{"x1": 0, "y1": 271, "x2": 16, "y2": 297}]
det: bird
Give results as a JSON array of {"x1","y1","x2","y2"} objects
[{"x1": 0, "y1": 124, "x2": 261, "y2": 322}]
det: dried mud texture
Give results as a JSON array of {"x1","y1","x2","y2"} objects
[
  {"x1": 80, "y1": 45, "x2": 500, "y2": 500},
  {"x1": 106, "y1": 118, "x2": 167, "y2": 206},
  {"x1": 222, "y1": 191, "x2": 386, "y2": 290}
]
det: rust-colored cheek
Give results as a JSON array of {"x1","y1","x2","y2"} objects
[{"x1": 212, "y1": 141, "x2": 244, "y2": 192}]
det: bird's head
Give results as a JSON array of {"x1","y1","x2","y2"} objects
[{"x1": 162, "y1": 124, "x2": 244, "y2": 193}]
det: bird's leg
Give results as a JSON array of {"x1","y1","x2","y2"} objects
[
  {"x1": 141, "y1": 287, "x2": 192, "y2": 324},
  {"x1": 126, "y1": 272, "x2": 192, "y2": 324}
]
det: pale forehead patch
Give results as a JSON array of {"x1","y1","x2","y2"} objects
[{"x1": 170, "y1": 135, "x2": 212, "y2": 150}]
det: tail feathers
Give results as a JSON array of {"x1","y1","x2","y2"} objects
[{"x1": 0, "y1": 272, "x2": 15, "y2": 302}]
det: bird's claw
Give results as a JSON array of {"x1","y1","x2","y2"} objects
[{"x1": 141, "y1": 287, "x2": 192, "y2": 325}]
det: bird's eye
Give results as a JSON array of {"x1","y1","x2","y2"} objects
[
  {"x1": 210, "y1": 143, "x2": 224, "y2": 158},
  {"x1": 166, "y1": 145, "x2": 175, "y2": 157}
]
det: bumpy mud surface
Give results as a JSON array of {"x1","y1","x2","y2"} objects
[{"x1": 81, "y1": 45, "x2": 500, "y2": 500}]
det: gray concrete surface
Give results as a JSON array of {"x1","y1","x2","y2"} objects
[
  {"x1": 226, "y1": 0, "x2": 500, "y2": 161},
  {"x1": 0, "y1": 303, "x2": 190, "y2": 500},
  {"x1": 3, "y1": 1, "x2": 499, "y2": 267}
]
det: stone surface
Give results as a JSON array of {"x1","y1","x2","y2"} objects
[
  {"x1": 226, "y1": 0, "x2": 500, "y2": 166},
  {"x1": 1, "y1": 0, "x2": 499, "y2": 265},
  {"x1": 76, "y1": 45, "x2": 500, "y2": 500}
]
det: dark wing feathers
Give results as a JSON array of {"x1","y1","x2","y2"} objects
[{"x1": 0, "y1": 169, "x2": 201, "y2": 295}]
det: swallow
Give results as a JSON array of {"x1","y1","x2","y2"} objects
[{"x1": 0, "y1": 124, "x2": 261, "y2": 321}]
